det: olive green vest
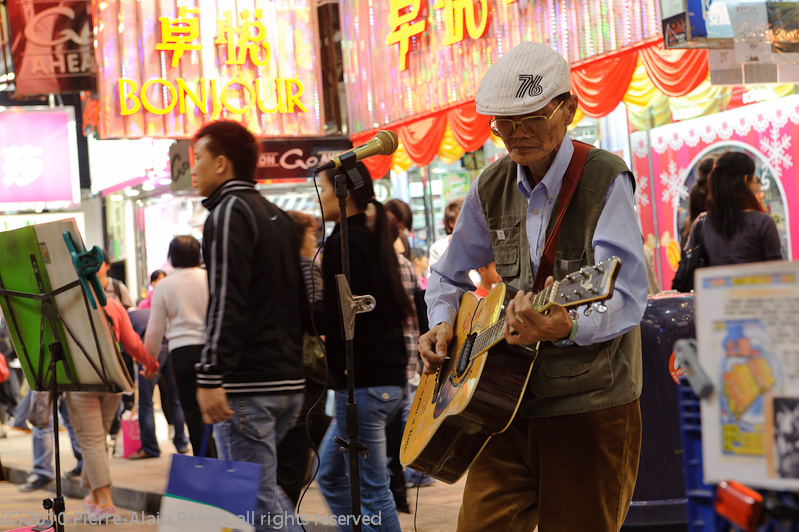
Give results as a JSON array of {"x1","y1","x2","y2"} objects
[{"x1": 477, "y1": 147, "x2": 642, "y2": 417}]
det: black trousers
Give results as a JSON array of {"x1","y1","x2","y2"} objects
[{"x1": 171, "y1": 345, "x2": 217, "y2": 459}]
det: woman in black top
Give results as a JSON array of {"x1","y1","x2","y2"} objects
[
  {"x1": 315, "y1": 162, "x2": 412, "y2": 532},
  {"x1": 684, "y1": 151, "x2": 782, "y2": 266}
]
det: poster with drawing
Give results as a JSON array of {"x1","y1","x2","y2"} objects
[{"x1": 697, "y1": 260, "x2": 799, "y2": 489}]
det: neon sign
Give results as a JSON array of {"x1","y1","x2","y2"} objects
[
  {"x1": 114, "y1": 8, "x2": 308, "y2": 119},
  {"x1": 386, "y1": 0, "x2": 490, "y2": 71},
  {"x1": 118, "y1": 78, "x2": 308, "y2": 117}
]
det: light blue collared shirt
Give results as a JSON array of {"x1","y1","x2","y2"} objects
[{"x1": 426, "y1": 136, "x2": 648, "y2": 346}]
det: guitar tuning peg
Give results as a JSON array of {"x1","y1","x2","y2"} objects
[
  {"x1": 594, "y1": 302, "x2": 608, "y2": 314},
  {"x1": 583, "y1": 306, "x2": 593, "y2": 317}
]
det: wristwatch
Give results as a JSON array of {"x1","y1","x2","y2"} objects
[{"x1": 553, "y1": 317, "x2": 578, "y2": 347}]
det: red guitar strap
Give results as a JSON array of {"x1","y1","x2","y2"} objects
[{"x1": 531, "y1": 140, "x2": 592, "y2": 293}]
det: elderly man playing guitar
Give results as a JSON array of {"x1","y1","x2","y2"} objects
[{"x1": 417, "y1": 41, "x2": 649, "y2": 532}]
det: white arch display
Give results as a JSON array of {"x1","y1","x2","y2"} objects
[{"x1": 675, "y1": 140, "x2": 792, "y2": 260}]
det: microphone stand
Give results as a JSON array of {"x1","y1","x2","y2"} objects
[{"x1": 324, "y1": 151, "x2": 375, "y2": 532}]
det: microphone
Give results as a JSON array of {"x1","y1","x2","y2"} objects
[{"x1": 317, "y1": 130, "x2": 399, "y2": 172}]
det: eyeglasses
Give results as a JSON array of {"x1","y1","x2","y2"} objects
[{"x1": 489, "y1": 100, "x2": 566, "y2": 138}]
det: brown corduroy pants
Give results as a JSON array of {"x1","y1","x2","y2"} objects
[{"x1": 456, "y1": 399, "x2": 642, "y2": 532}]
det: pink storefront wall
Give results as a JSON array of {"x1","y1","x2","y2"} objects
[{"x1": 630, "y1": 95, "x2": 799, "y2": 290}]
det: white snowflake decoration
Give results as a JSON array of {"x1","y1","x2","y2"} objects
[
  {"x1": 2, "y1": 145, "x2": 44, "y2": 188},
  {"x1": 634, "y1": 174, "x2": 650, "y2": 208},
  {"x1": 660, "y1": 159, "x2": 688, "y2": 209},
  {"x1": 759, "y1": 126, "x2": 793, "y2": 179}
]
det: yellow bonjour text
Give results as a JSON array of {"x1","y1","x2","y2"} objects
[{"x1": 117, "y1": 77, "x2": 308, "y2": 117}]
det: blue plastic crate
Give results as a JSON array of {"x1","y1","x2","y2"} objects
[
  {"x1": 678, "y1": 381, "x2": 730, "y2": 532},
  {"x1": 678, "y1": 380, "x2": 799, "y2": 531}
]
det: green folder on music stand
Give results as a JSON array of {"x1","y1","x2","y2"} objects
[{"x1": 0, "y1": 218, "x2": 132, "y2": 393}]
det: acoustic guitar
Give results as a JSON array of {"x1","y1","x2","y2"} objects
[{"x1": 400, "y1": 257, "x2": 621, "y2": 484}]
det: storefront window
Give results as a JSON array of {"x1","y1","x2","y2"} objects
[
  {"x1": 140, "y1": 193, "x2": 206, "y2": 277},
  {"x1": 389, "y1": 139, "x2": 508, "y2": 253}
]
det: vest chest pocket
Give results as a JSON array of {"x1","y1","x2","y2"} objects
[
  {"x1": 555, "y1": 246, "x2": 587, "y2": 280},
  {"x1": 530, "y1": 344, "x2": 613, "y2": 398},
  {"x1": 488, "y1": 215, "x2": 522, "y2": 279}
]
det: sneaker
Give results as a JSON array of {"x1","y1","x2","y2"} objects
[
  {"x1": 86, "y1": 503, "x2": 116, "y2": 522},
  {"x1": 65, "y1": 467, "x2": 82, "y2": 479},
  {"x1": 83, "y1": 495, "x2": 98, "y2": 514},
  {"x1": 19, "y1": 474, "x2": 53, "y2": 492}
]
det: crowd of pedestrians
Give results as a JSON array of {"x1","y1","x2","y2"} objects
[{"x1": 0, "y1": 119, "x2": 473, "y2": 532}]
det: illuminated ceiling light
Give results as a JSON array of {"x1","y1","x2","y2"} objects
[
  {"x1": 141, "y1": 182, "x2": 156, "y2": 191},
  {"x1": 110, "y1": 194, "x2": 124, "y2": 201},
  {"x1": 161, "y1": 193, "x2": 174, "y2": 201},
  {"x1": 124, "y1": 188, "x2": 140, "y2": 196},
  {"x1": 158, "y1": 177, "x2": 173, "y2": 185}
]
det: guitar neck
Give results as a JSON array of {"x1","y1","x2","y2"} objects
[
  {"x1": 451, "y1": 257, "x2": 621, "y2": 358},
  {"x1": 454, "y1": 282, "x2": 559, "y2": 357}
]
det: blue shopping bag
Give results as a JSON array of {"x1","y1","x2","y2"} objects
[{"x1": 159, "y1": 426, "x2": 262, "y2": 531}]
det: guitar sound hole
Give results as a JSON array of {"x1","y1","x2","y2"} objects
[{"x1": 456, "y1": 333, "x2": 477, "y2": 378}]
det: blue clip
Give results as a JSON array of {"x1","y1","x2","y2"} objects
[{"x1": 62, "y1": 231, "x2": 106, "y2": 310}]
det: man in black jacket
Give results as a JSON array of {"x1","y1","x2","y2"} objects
[{"x1": 193, "y1": 120, "x2": 305, "y2": 532}]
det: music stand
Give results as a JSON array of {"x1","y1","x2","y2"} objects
[{"x1": 0, "y1": 219, "x2": 134, "y2": 531}]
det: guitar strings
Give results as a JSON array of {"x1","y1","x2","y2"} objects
[{"x1": 444, "y1": 284, "x2": 555, "y2": 364}]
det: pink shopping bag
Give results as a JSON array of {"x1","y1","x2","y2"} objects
[{"x1": 121, "y1": 415, "x2": 142, "y2": 459}]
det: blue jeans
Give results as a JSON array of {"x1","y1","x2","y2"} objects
[
  {"x1": 215, "y1": 393, "x2": 303, "y2": 532},
  {"x1": 12, "y1": 390, "x2": 31, "y2": 430},
  {"x1": 33, "y1": 398, "x2": 83, "y2": 480},
  {"x1": 318, "y1": 386, "x2": 403, "y2": 532},
  {"x1": 138, "y1": 354, "x2": 189, "y2": 456}
]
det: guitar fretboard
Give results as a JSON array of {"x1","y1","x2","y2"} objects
[{"x1": 453, "y1": 282, "x2": 559, "y2": 358}]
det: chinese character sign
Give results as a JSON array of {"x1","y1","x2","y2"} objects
[
  {"x1": 385, "y1": 0, "x2": 489, "y2": 71},
  {"x1": 215, "y1": 9, "x2": 270, "y2": 66},
  {"x1": 94, "y1": 0, "x2": 323, "y2": 139},
  {"x1": 385, "y1": 0, "x2": 428, "y2": 71},
  {"x1": 156, "y1": 7, "x2": 202, "y2": 67},
  {"x1": 438, "y1": 0, "x2": 490, "y2": 47},
  {"x1": 346, "y1": 0, "x2": 661, "y2": 131},
  {"x1": 0, "y1": 108, "x2": 80, "y2": 208}
]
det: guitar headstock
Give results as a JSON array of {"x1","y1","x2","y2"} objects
[{"x1": 551, "y1": 257, "x2": 621, "y2": 310}]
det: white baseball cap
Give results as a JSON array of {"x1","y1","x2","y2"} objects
[{"x1": 475, "y1": 42, "x2": 571, "y2": 117}]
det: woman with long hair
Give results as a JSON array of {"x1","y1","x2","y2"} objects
[
  {"x1": 315, "y1": 162, "x2": 412, "y2": 532},
  {"x1": 684, "y1": 151, "x2": 782, "y2": 265}
]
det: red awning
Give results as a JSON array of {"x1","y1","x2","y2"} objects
[{"x1": 352, "y1": 39, "x2": 709, "y2": 179}]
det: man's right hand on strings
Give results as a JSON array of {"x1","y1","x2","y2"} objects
[{"x1": 418, "y1": 322, "x2": 453, "y2": 375}]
